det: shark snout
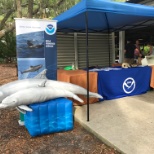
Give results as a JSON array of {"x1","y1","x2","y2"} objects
[{"x1": 0, "y1": 104, "x2": 7, "y2": 109}]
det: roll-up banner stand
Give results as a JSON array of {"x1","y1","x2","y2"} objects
[{"x1": 15, "y1": 18, "x2": 57, "y2": 125}]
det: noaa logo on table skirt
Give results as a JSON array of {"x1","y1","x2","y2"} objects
[
  {"x1": 123, "y1": 77, "x2": 136, "y2": 94},
  {"x1": 45, "y1": 24, "x2": 56, "y2": 35}
]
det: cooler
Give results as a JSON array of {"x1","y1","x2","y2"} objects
[{"x1": 24, "y1": 98, "x2": 73, "y2": 137}]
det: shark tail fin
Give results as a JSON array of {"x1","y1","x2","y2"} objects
[{"x1": 89, "y1": 92, "x2": 103, "y2": 99}]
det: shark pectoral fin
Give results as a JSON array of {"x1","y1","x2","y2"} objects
[
  {"x1": 18, "y1": 105, "x2": 33, "y2": 112},
  {"x1": 38, "y1": 80, "x2": 47, "y2": 87},
  {"x1": 16, "y1": 107, "x2": 26, "y2": 114}
]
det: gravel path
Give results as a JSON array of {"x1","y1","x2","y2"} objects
[{"x1": 0, "y1": 64, "x2": 120, "y2": 154}]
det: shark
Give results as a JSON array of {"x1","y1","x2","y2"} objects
[
  {"x1": 0, "y1": 87, "x2": 83, "y2": 110},
  {"x1": 21, "y1": 64, "x2": 42, "y2": 74},
  {"x1": 27, "y1": 40, "x2": 44, "y2": 49},
  {"x1": 0, "y1": 78, "x2": 102, "y2": 102},
  {"x1": 0, "y1": 69, "x2": 103, "y2": 113}
]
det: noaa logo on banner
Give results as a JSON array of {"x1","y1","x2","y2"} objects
[
  {"x1": 45, "y1": 24, "x2": 56, "y2": 35},
  {"x1": 123, "y1": 77, "x2": 135, "y2": 94}
]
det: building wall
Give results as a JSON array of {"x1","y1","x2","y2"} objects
[
  {"x1": 140, "y1": 0, "x2": 154, "y2": 5},
  {"x1": 57, "y1": 32, "x2": 115, "y2": 69},
  {"x1": 128, "y1": 0, "x2": 154, "y2": 5}
]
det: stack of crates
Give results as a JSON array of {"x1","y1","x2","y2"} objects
[{"x1": 24, "y1": 97, "x2": 74, "y2": 137}]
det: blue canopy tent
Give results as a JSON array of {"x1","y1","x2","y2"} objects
[
  {"x1": 54, "y1": 0, "x2": 154, "y2": 121},
  {"x1": 54, "y1": 0, "x2": 154, "y2": 32}
]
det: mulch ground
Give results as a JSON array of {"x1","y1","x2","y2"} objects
[{"x1": 0, "y1": 64, "x2": 120, "y2": 154}]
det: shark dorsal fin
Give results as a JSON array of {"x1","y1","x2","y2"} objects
[
  {"x1": 38, "y1": 80, "x2": 47, "y2": 87},
  {"x1": 34, "y1": 69, "x2": 47, "y2": 79}
]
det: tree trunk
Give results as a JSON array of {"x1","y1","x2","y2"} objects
[
  {"x1": 16, "y1": 0, "x2": 22, "y2": 18},
  {"x1": 28, "y1": 0, "x2": 33, "y2": 18}
]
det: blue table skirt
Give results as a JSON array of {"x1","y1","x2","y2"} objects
[{"x1": 96, "y1": 66, "x2": 152, "y2": 100}]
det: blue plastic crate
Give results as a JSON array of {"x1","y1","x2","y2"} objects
[{"x1": 24, "y1": 98, "x2": 73, "y2": 137}]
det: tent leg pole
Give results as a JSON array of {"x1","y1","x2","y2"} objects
[
  {"x1": 104, "y1": 13, "x2": 111, "y2": 66},
  {"x1": 85, "y1": 12, "x2": 89, "y2": 122}
]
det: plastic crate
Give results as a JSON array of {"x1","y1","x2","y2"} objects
[{"x1": 24, "y1": 98, "x2": 73, "y2": 137}]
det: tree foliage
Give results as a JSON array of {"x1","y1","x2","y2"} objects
[
  {"x1": 0, "y1": 32, "x2": 16, "y2": 62},
  {"x1": 0, "y1": 0, "x2": 80, "y2": 62},
  {"x1": 0, "y1": 0, "x2": 80, "y2": 37}
]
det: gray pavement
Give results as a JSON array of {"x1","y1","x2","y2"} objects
[{"x1": 74, "y1": 90, "x2": 154, "y2": 154}]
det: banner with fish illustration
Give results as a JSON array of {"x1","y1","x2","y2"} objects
[{"x1": 15, "y1": 18, "x2": 57, "y2": 80}]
